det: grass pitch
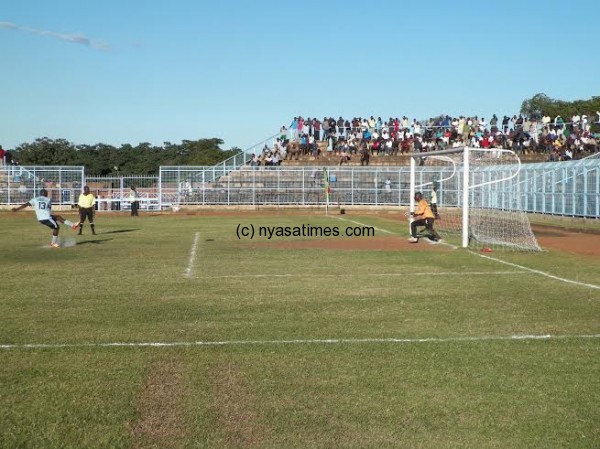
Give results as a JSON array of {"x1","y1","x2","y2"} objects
[{"x1": 0, "y1": 211, "x2": 598, "y2": 448}]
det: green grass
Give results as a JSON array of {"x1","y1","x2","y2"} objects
[{"x1": 0, "y1": 211, "x2": 599, "y2": 448}]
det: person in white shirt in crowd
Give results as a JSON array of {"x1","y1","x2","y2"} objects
[
  {"x1": 530, "y1": 119, "x2": 539, "y2": 143},
  {"x1": 412, "y1": 121, "x2": 421, "y2": 136},
  {"x1": 399, "y1": 116, "x2": 407, "y2": 131},
  {"x1": 385, "y1": 139, "x2": 393, "y2": 155},
  {"x1": 581, "y1": 115, "x2": 589, "y2": 132},
  {"x1": 479, "y1": 117, "x2": 487, "y2": 132},
  {"x1": 381, "y1": 127, "x2": 390, "y2": 140},
  {"x1": 564, "y1": 147, "x2": 573, "y2": 160},
  {"x1": 542, "y1": 115, "x2": 551, "y2": 128}
]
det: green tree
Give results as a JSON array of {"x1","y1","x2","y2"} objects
[
  {"x1": 520, "y1": 94, "x2": 600, "y2": 125},
  {"x1": 14, "y1": 137, "x2": 242, "y2": 174},
  {"x1": 15, "y1": 138, "x2": 77, "y2": 165}
]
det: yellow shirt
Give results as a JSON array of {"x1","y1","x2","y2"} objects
[
  {"x1": 415, "y1": 199, "x2": 434, "y2": 219},
  {"x1": 78, "y1": 193, "x2": 95, "y2": 208}
]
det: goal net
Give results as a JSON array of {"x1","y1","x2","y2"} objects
[{"x1": 409, "y1": 147, "x2": 541, "y2": 251}]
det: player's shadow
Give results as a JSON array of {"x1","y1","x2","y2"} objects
[
  {"x1": 100, "y1": 229, "x2": 139, "y2": 235},
  {"x1": 76, "y1": 238, "x2": 114, "y2": 245}
]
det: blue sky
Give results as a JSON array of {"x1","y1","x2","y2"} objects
[{"x1": 1, "y1": 0, "x2": 598, "y2": 151}]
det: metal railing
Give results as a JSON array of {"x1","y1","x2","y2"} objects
[
  {"x1": 157, "y1": 162, "x2": 600, "y2": 218},
  {"x1": 185, "y1": 131, "x2": 283, "y2": 185},
  {"x1": 0, "y1": 166, "x2": 84, "y2": 205},
  {"x1": 84, "y1": 176, "x2": 159, "y2": 211},
  {"x1": 2, "y1": 160, "x2": 599, "y2": 218}
]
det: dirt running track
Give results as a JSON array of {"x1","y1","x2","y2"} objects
[
  {"x1": 257, "y1": 227, "x2": 600, "y2": 256},
  {"x1": 257, "y1": 236, "x2": 447, "y2": 252},
  {"x1": 531, "y1": 225, "x2": 600, "y2": 257}
]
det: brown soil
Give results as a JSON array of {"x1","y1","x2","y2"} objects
[
  {"x1": 255, "y1": 235, "x2": 447, "y2": 252},
  {"x1": 531, "y1": 224, "x2": 600, "y2": 256}
]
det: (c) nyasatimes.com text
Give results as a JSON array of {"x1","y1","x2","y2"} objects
[{"x1": 236, "y1": 224, "x2": 375, "y2": 240}]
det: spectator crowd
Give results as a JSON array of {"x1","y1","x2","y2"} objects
[
  {"x1": 251, "y1": 112, "x2": 600, "y2": 166},
  {"x1": 0, "y1": 145, "x2": 22, "y2": 170}
]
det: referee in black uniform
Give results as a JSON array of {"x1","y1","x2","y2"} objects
[{"x1": 77, "y1": 185, "x2": 96, "y2": 235}]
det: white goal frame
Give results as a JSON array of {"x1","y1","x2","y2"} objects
[{"x1": 409, "y1": 146, "x2": 540, "y2": 250}]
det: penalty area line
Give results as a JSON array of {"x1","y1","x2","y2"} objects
[
  {"x1": 184, "y1": 231, "x2": 200, "y2": 278},
  {"x1": 1, "y1": 334, "x2": 599, "y2": 350}
]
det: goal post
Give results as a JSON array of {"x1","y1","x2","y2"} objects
[{"x1": 409, "y1": 147, "x2": 541, "y2": 251}]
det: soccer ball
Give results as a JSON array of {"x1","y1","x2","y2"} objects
[{"x1": 172, "y1": 205, "x2": 181, "y2": 213}]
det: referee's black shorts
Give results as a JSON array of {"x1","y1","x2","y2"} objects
[{"x1": 79, "y1": 207, "x2": 94, "y2": 223}]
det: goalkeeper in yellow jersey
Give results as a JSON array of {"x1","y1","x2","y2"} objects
[
  {"x1": 408, "y1": 192, "x2": 441, "y2": 243},
  {"x1": 75, "y1": 186, "x2": 96, "y2": 235}
]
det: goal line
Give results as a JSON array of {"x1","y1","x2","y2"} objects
[{"x1": 2, "y1": 334, "x2": 599, "y2": 351}]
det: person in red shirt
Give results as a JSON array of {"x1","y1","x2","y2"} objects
[
  {"x1": 408, "y1": 192, "x2": 441, "y2": 243},
  {"x1": 0, "y1": 145, "x2": 5, "y2": 166}
]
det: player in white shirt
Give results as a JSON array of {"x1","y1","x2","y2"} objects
[
  {"x1": 430, "y1": 183, "x2": 440, "y2": 219},
  {"x1": 12, "y1": 189, "x2": 78, "y2": 247}
]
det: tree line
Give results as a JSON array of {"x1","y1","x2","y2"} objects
[
  {"x1": 12, "y1": 138, "x2": 241, "y2": 176},
  {"x1": 520, "y1": 94, "x2": 600, "y2": 123}
]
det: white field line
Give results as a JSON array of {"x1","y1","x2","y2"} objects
[
  {"x1": 476, "y1": 253, "x2": 600, "y2": 291},
  {"x1": 184, "y1": 232, "x2": 200, "y2": 278},
  {"x1": 193, "y1": 271, "x2": 524, "y2": 280},
  {"x1": 423, "y1": 239, "x2": 459, "y2": 250},
  {"x1": 332, "y1": 216, "x2": 395, "y2": 234},
  {"x1": 1, "y1": 334, "x2": 599, "y2": 350}
]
